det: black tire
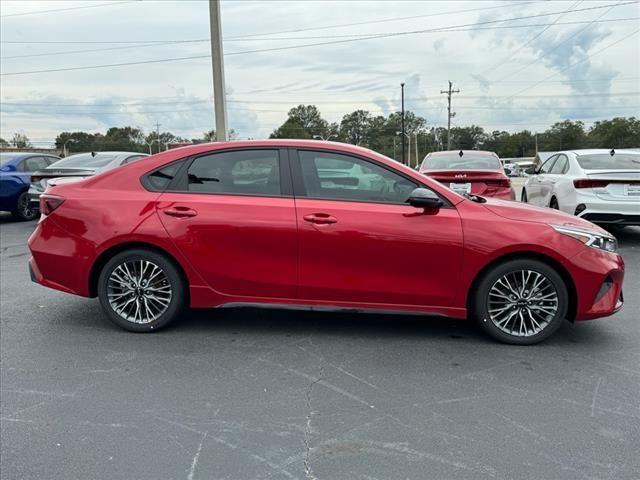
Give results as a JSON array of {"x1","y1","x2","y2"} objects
[
  {"x1": 12, "y1": 191, "x2": 38, "y2": 221},
  {"x1": 471, "y1": 259, "x2": 569, "y2": 345},
  {"x1": 549, "y1": 197, "x2": 559, "y2": 210},
  {"x1": 97, "y1": 249, "x2": 186, "y2": 332},
  {"x1": 520, "y1": 189, "x2": 527, "y2": 203}
]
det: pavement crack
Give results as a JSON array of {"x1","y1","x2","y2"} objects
[
  {"x1": 187, "y1": 431, "x2": 207, "y2": 480},
  {"x1": 303, "y1": 364, "x2": 324, "y2": 480}
]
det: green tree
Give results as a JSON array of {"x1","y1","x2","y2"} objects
[
  {"x1": 448, "y1": 125, "x2": 487, "y2": 150},
  {"x1": 587, "y1": 117, "x2": 640, "y2": 148},
  {"x1": 270, "y1": 118, "x2": 312, "y2": 139},
  {"x1": 93, "y1": 127, "x2": 146, "y2": 152},
  {"x1": 11, "y1": 133, "x2": 31, "y2": 148},
  {"x1": 339, "y1": 110, "x2": 373, "y2": 146},
  {"x1": 0, "y1": 137, "x2": 9, "y2": 148},
  {"x1": 539, "y1": 120, "x2": 585, "y2": 151},
  {"x1": 202, "y1": 129, "x2": 238, "y2": 141},
  {"x1": 55, "y1": 131, "x2": 99, "y2": 154}
]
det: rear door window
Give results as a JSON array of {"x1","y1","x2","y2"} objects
[{"x1": 539, "y1": 156, "x2": 557, "y2": 174}]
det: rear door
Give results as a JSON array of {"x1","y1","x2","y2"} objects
[
  {"x1": 157, "y1": 148, "x2": 298, "y2": 299},
  {"x1": 292, "y1": 148, "x2": 464, "y2": 308}
]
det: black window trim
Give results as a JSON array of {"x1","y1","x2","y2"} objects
[
  {"x1": 142, "y1": 147, "x2": 294, "y2": 198},
  {"x1": 290, "y1": 147, "x2": 453, "y2": 208}
]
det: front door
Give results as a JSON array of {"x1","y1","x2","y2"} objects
[
  {"x1": 292, "y1": 149, "x2": 464, "y2": 308},
  {"x1": 157, "y1": 148, "x2": 298, "y2": 299}
]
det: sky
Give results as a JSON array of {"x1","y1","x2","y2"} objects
[{"x1": 0, "y1": 0, "x2": 639, "y2": 146}]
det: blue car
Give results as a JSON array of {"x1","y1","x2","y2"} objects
[{"x1": 0, "y1": 152, "x2": 60, "y2": 220}]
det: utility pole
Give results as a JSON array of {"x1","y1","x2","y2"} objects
[
  {"x1": 414, "y1": 132, "x2": 419, "y2": 168},
  {"x1": 209, "y1": 0, "x2": 228, "y2": 142},
  {"x1": 440, "y1": 80, "x2": 459, "y2": 150},
  {"x1": 401, "y1": 82, "x2": 405, "y2": 165},
  {"x1": 154, "y1": 122, "x2": 161, "y2": 153}
]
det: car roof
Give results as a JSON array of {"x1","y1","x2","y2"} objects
[
  {"x1": 565, "y1": 148, "x2": 640, "y2": 156},
  {"x1": 426, "y1": 150, "x2": 498, "y2": 157},
  {"x1": 0, "y1": 152, "x2": 59, "y2": 159},
  {"x1": 65, "y1": 151, "x2": 147, "y2": 157},
  {"x1": 158, "y1": 140, "x2": 393, "y2": 159}
]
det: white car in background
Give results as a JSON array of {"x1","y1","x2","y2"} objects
[{"x1": 521, "y1": 149, "x2": 640, "y2": 226}]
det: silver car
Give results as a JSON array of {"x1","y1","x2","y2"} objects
[
  {"x1": 521, "y1": 149, "x2": 640, "y2": 226},
  {"x1": 29, "y1": 151, "x2": 148, "y2": 206}
]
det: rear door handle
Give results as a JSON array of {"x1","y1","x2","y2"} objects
[
  {"x1": 163, "y1": 206, "x2": 198, "y2": 218},
  {"x1": 303, "y1": 213, "x2": 337, "y2": 225}
]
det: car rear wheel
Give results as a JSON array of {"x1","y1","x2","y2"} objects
[
  {"x1": 13, "y1": 191, "x2": 38, "y2": 221},
  {"x1": 520, "y1": 189, "x2": 527, "y2": 203},
  {"x1": 472, "y1": 259, "x2": 568, "y2": 345},
  {"x1": 97, "y1": 249, "x2": 185, "y2": 332}
]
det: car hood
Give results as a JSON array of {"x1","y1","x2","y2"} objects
[{"x1": 480, "y1": 197, "x2": 609, "y2": 234}]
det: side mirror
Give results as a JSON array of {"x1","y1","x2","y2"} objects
[
  {"x1": 525, "y1": 166, "x2": 536, "y2": 175},
  {"x1": 407, "y1": 188, "x2": 443, "y2": 209}
]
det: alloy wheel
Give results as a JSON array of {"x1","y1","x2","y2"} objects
[
  {"x1": 107, "y1": 260, "x2": 172, "y2": 324},
  {"x1": 19, "y1": 194, "x2": 35, "y2": 219},
  {"x1": 487, "y1": 270, "x2": 559, "y2": 337}
]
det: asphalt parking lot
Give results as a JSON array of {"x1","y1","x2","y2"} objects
[{"x1": 1, "y1": 215, "x2": 639, "y2": 480}]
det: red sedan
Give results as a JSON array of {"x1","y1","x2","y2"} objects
[
  {"x1": 420, "y1": 150, "x2": 515, "y2": 200},
  {"x1": 29, "y1": 140, "x2": 624, "y2": 344}
]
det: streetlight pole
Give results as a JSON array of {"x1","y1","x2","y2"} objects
[
  {"x1": 209, "y1": 0, "x2": 228, "y2": 142},
  {"x1": 400, "y1": 82, "x2": 405, "y2": 165}
]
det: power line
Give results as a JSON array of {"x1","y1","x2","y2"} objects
[
  {"x1": 1, "y1": 1, "x2": 634, "y2": 77},
  {"x1": 480, "y1": 0, "x2": 583, "y2": 78},
  {"x1": 507, "y1": 28, "x2": 640, "y2": 99},
  {"x1": 223, "y1": 1, "x2": 543, "y2": 39},
  {"x1": 492, "y1": 1, "x2": 627, "y2": 85},
  {"x1": 3, "y1": 17, "x2": 637, "y2": 61},
  {"x1": 0, "y1": 0, "x2": 139, "y2": 18}
]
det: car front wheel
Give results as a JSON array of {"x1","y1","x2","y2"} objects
[
  {"x1": 97, "y1": 249, "x2": 185, "y2": 332},
  {"x1": 472, "y1": 259, "x2": 568, "y2": 345}
]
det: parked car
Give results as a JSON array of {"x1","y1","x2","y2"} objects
[
  {"x1": 29, "y1": 151, "x2": 148, "y2": 207},
  {"x1": 0, "y1": 152, "x2": 60, "y2": 220},
  {"x1": 419, "y1": 150, "x2": 515, "y2": 200},
  {"x1": 29, "y1": 140, "x2": 624, "y2": 345},
  {"x1": 521, "y1": 149, "x2": 640, "y2": 226}
]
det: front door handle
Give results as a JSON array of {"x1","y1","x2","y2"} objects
[
  {"x1": 163, "y1": 206, "x2": 198, "y2": 218},
  {"x1": 303, "y1": 213, "x2": 337, "y2": 225}
]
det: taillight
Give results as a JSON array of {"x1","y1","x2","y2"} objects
[
  {"x1": 39, "y1": 194, "x2": 65, "y2": 215},
  {"x1": 573, "y1": 179, "x2": 609, "y2": 189},
  {"x1": 486, "y1": 179, "x2": 512, "y2": 188}
]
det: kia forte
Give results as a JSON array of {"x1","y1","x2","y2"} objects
[{"x1": 28, "y1": 140, "x2": 624, "y2": 344}]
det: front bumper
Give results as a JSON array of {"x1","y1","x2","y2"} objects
[{"x1": 568, "y1": 247, "x2": 625, "y2": 321}]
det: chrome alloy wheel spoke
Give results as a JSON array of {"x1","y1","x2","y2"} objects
[
  {"x1": 107, "y1": 260, "x2": 172, "y2": 324},
  {"x1": 487, "y1": 270, "x2": 558, "y2": 337}
]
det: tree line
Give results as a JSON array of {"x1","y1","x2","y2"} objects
[
  {"x1": 2, "y1": 109, "x2": 637, "y2": 161},
  {"x1": 268, "y1": 106, "x2": 639, "y2": 161}
]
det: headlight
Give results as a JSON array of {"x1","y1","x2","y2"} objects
[{"x1": 551, "y1": 225, "x2": 618, "y2": 253}]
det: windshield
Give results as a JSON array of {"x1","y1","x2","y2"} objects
[
  {"x1": 576, "y1": 153, "x2": 640, "y2": 170},
  {"x1": 424, "y1": 153, "x2": 501, "y2": 170},
  {"x1": 46, "y1": 153, "x2": 118, "y2": 169}
]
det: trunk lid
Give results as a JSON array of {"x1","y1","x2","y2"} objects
[
  {"x1": 421, "y1": 169, "x2": 510, "y2": 196},
  {"x1": 30, "y1": 168, "x2": 95, "y2": 191}
]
